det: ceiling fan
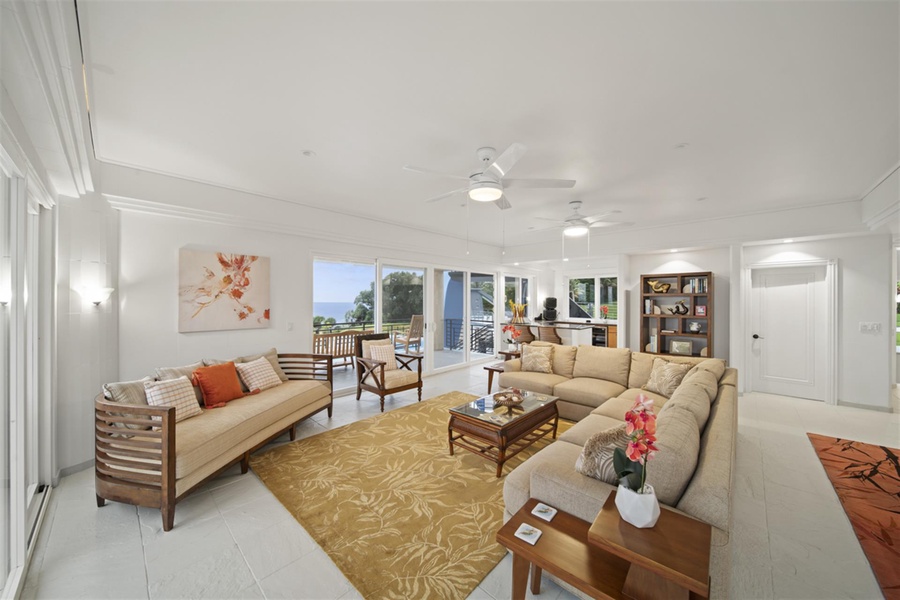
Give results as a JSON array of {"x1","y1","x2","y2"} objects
[
  {"x1": 535, "y1": 200, "x2": 632, "y2": 237},
  {"x1": 403, "y1": 143, "x2": 575, "y2": 210}
]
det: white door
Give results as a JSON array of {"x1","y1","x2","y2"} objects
[{"x1": 750, "y1": 266, "x2": 829, "y2": 401}]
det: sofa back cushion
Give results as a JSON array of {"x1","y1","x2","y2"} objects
[
  {"x1": 521, "y1": 344, "x2": 553, "y2": 373},
  {"x1": 144, "y1": 376, "x2": 202, "y2": 423},
  {"x1": 628, "y1": 352, "x2": 716, "y2": 389},
  {"x1": 685, "y1": 358, "x2": 727, "y2": 382},
  {"x1": 531, "y1": 341, "x2": 577, "y2": 378},
  {"x1": 102, "y1": 376, "x2": 155, "y2": 430},
  {"x1": 236, "y1": 348, "x2": 289, "y2": 382},
  {"x1": 660, "y1": 374, "x2": 713, "y2": 430},
  {"x1": 572, "y1": 346, "x2": 631, "y2": 387},
  {"x1": 157, "y1": 361, "x2": 205, "y2": 404},
  {"x1": 646, "y1": 404, "x2": 700, "y2": 506}
]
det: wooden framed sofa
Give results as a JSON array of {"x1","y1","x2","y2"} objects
[{"x1": 94, "y1": 352, "x2": 333, "y2": 531}]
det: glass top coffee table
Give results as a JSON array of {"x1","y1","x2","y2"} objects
[{"x1": 448, "y1": 390, "x2": 559, "y2": 477}]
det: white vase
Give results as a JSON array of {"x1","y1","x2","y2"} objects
[{"x1": 615, "y1": 484, "x2": 660, "y2": 528}]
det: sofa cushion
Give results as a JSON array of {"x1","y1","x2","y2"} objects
[
  {"x1": 192, "y1": 362, "x2": 245, "y2": 408},
  {"x1": 685, "y1": 358, "x2": 727, "y2": 382},
  {"x1": 144, "y1": 376, "x2": 202, "y2": 423},
  {"x1": 553, "y1": 378, "x2": 627, "y2": 410},
  {"x1": 364, "y1": 368, "x2": 419, "y2": 389},
  {"x1": 646, "y1": 404, "x2": 700, "y2": 506},
  {"x1": 661, "y1": 376, "x2": 712, "y2": 430},
  {"x1": 594, "y1": 388, "x2": 670, "y2": 419},
  {"x1": 522, "y1": 345, "x2": 553, "y2": 374},
  {"x1": 156, "y1": 362, "x2": 205, "y2": 404},
  {"x1": 572, "y1": 346, "x2": 631, "y2": 387},
  {"x1": 683, "y1": 369, "x2": 719, "y2": 403},
  {"x1": 531, "y1": 342, "x2": 577, "y2": 378},
  {"x1": 235, "y1": 356, "x2": 284, "y2": 391},
  {"x1": 628, "y1": 352, "x2": 707, "y2": 389},
  {"x1": 236, "y1": 348, "x2": 289, "y2": 382},
  {"x1": 720, "y1": 368, "x2": 738, "y2": 388},
  {"x1": 503, "y1": 439, "x2": 584, "y2": 518},
  {"x1": 530, "y1": 449, "x2": 616, "y2": 523},
  {"x1": 575, "y1": 424, "x2": 629, "y2": 484},
  {"x1": 174, "y1": 380, "x2": 331, "y2": 479},
  {"x1": 498, "y1": 371, "x2": 569, "y2": 396},
  {"x1": 560, "y1": 414, "x2": 629, "y2": 446},
  {"x1": 643, "y1": 358, "x2": 691, "y2": 398},
  {"x1": 102, "y1": 376, "x2": 155, "y2": 430}
]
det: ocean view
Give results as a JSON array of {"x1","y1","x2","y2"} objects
[{"x1": 313, "y1": 301, "x2": 356, "y2": 322}]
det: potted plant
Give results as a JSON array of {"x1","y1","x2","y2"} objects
[
  {"x1": 612, "y1": 394, "x2": 660, "y2": 528},
  {"x1": 501, "y1": 324, "x2": 522, "y2": 351},
  {"x1": 600, "y1": 304, "x2": 609, "y2": 321}
]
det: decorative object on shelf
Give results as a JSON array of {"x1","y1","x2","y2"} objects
[
  {"x1": 508, "y1": 300, "x2": 527, "y2": 323},
  {"x1": 501, "y1": 323, "x2": 521, "y2": 351},
  {"x1": 541, "y1": 297, "x2": 558, "y2": 321},
  {"x1": 612, "y1": 395, "x2": 660, "y2": 528},
  {"x1": 666, "y1": 300, "x2": 689, "y2": 315},
  {"x1": 647, "y1": 280, "x2": 671, "y2": 293},
  {"x1": 700, "y1": 347, "x2": 708, "y2": 357},
  {"x1": 652, "y1": 305, "x2": 662, "y2": 314},
  {"x1": 492, "y1": 390, "x2": 524, "y2": 415},
  {"x1": 670, "y1": 340, "x2": 692, "y2": 355},
  {"x1": 695, "y1": 305, "x2": 707, "y2": 316},
  {"x1": 689, "y1": 321, "x2": 702, "y2": 333}
]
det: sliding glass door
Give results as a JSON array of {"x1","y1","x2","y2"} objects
[
  {"x1": 381, "y1": 265, "x2": 425, "y2": 353},
  {"x1": 470, "y1": 273, "x2": 495, "y2": 359},
  {"x1": 433, "y1": 269, "x2": 465, "y2": 369}
]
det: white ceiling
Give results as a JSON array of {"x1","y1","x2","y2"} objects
[{"x1": 79, "y1": 1, "x2": 899, "y2": 247}]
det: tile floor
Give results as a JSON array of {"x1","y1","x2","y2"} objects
[{"x1": 21, "y1": 368, "x2": 900, "y2": 599}]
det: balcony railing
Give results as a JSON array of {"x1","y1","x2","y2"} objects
[{"x1": 313, "y1": 318, "x2": 495, "y2": 357}]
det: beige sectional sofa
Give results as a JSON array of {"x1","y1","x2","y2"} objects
[
  {"x1": 95, "y1": 352, "x2": 333, "y2": 531},
  {"x1": 501, "y1": 343, "x2": 737, "y2": 599}
]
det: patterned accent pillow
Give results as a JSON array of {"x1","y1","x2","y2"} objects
[
  {"x1": 103, "y1": 376, "x2": 155, "y2": 430},
  {"x1": 144, "y1": 376, "x2": 202, "y2": 423},
  {"x1": 235, "y1": 356, "x2": 282, "y2": 392},
  {"x1": 643, "y1": 358, "x2": 692, "y2": 398},
  {"x1": 236, "y1": 348, "x2": 289, "y2": 382},
  {"x1": 156, "y1": 362, "x2": 204, "y2": 404},
  {"x1": 521, "y1": 344, "x2": 553, "y2": 374},
  {"x1": 575, "y1": 424, "x2": 630, "y2": 484},
  {"x1": 369, "y1": 343, "x2": 398, "y2": 370},
  {"x1": 361, "y1": 338, "x2": 393, "y2": 359}
]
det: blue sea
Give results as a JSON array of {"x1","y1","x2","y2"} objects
[{"x1": 313, "y1": 301, "x2": 356, "y2": 322}]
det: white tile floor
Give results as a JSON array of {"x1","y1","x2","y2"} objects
[{"x1": 21, "y1": 369, "x2": 900, "y2": 600}]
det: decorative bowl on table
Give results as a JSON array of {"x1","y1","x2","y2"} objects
[{"x1": 493, "y1": 391, "x2": 524, "y2": 416}]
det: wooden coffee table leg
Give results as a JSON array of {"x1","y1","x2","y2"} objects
[
  {"x1": 487, "y1": 369, "x2": 495, "y2": 393},
  {"x1": 511, "y1": 552, "x2": 529, "y2": 600},
  {"x1": 448, "y1": 425, "x2": 454, "y2": 456},
  {"x1": 530, "y1": 564, "x2": 543, "y2": 595}
]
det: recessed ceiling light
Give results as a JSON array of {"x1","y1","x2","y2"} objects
[
  {"x1": 674, "y1": 143, "x2": 689, "y2": 150},
  {"x1": 563, "y1": 258, "x2": 569, "y2": 262},
  {"x1": 670, "y1": 249, "x2": 678, "y2": 253},
  {"x1": 697, "y1": 197, "x2": 708, "y2": 202},
  {"x1": 514, "y1": 262, "x2": 519, "y2": 266},
  {"x1": 784, "y1": 239, "x2": 793, "y2": 243},
  {"x1": 301, "y1": 150, "x2": 316, "y2": 157}
]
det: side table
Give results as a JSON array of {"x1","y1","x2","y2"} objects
[
  {"x1": 588, "y1": 491, "x2": 711, "y2": 600},
  {"x1": 498, "y1": 350, "x2": 521, "y2": 361},
  {"x1": 484, "y1": 363, "x2": 504, "y2": 393}
]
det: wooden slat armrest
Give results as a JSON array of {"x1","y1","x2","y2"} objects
[
  {"x1": 356, "y1": 356, "x2": 386, "y2": 368},
  {"x1": 279, "y1": 352, "x2": 331, "y2": 361},
  {"x1": 278, "y1": 353, "x2": 333, "y2": 384},
  {"x1": 95, "y1": 397, "x2": 174, "y2": 418}
]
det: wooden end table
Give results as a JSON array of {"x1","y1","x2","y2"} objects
[
  {"x1": 484, "y1": 362, "x2": 504, "y2": 393},
  {"x1": 588, "y1": 491, "x2": 711, "y2": 600},
  {"x1": 498, "y1": 350, "x2": 521, "y2": 361},
  {"x1": 497, "y1": 495, "x2": 711, "y2": 600}
]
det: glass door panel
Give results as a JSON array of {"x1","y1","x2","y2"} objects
[
  {"x1": 0, "y1": 172, "x2": 10, "y2": 590},
  {"x1": 381, "y1": 265, "x2": 424, "y2": 354},
  {"x1": 470, "y1": 273, "x2": 495, "y2": 359},
  {"x1": 434, "y1": 269, "x2": 465, "y2": 369}
]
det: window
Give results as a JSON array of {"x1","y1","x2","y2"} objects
[
  {"x1": 567, "y1": 276, "x2": 618, "y2": 319},
  {"x1": 504, "y1": 276, "x2": 531, "y2": 319}
]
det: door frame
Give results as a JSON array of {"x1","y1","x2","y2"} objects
[{"x1": 743, "y1": 259, "x2": 838, "y2": 405}]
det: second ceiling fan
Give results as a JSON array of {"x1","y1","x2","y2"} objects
[{"x1": 404, "y1": 143, "x2": 575, "y2": 210}]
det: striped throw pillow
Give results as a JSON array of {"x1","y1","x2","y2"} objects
[
  {"x1": 144, "y1": 376, "x2": 202, "y2": 423},
  {"x1": 235, "y1": 356, "x2": 282, "y2": 392},
  {"x1": 368, "y1": 344, "x2": 398, "y2": 370},
  {"x1": 575, "y1": 424, "x2": 630, "y2": 484},
  {"x1": 643, "y1": 358, "x2": 691, "y2": 398}
]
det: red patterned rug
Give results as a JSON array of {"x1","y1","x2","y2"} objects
[{"x1": 808, "y1": 433, "x2": 900, "y2": 600}]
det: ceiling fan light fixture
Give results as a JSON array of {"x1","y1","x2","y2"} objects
[
  {"x1": 563, "y1": 224, "x2": 589, "y2": 237},
  {"x1": 468, "y1": 182, "x2": 503, "y2": 202}
]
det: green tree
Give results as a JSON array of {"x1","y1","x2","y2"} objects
[
  {"x1": 344, "y1": 271, "x2": 424, "y2": 325},
  {"x1": 345, "y1": 283, "x2": 375, "y2": 323}
]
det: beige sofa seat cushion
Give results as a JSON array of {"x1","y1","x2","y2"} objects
[
  {"x1": 559, "y1": 414, "x2": 628, "y2": 446},
  {"x1": 677, "y1": 386, "x2": 737, "y2": 531},
  {"x1": 628, "y1": 352, "x2": 709, "y2": 389},
  {"x1": 498, "y1": 371, "x2": 569, "y2": 396},
  {"x1": 646, "y1": 404, "x2": 700, "y2": 506},
  {"x1": 529, "y1": 449, "x2": 615, "y2": 523},
  {"x1": 592, "y1": 388, "x2": 669, "y2": 421},
  {"x1": 553, "y1": 378, "x2": 626, "y2": 410},
  {"x1": 173, "y1": 380, "x2": 330, "y2": 479},
  {"x1": 531, "y1": 342, "x2": 577, "y2": 378},
  {"x1": 503, "y1": 439, "x2": 583, "y2": 517},
  {"x1": 572, "y1": 346, "x2": 631, "y2": 387},
  {"x1": 363, "y1": 369, "x2": 419, "y2": 389}
]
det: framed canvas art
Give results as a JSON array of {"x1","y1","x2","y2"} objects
[
  {"x1": 669, "y1": 340, "x2": 692, "y2": 356},
  {"x1": 695, "y1": 305, "x2": 707, "y2": 316},
  {"x1": 179, "y1": 249, "x2": 271, "y2": 332}
]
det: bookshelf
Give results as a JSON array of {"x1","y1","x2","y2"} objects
[{"x1": 640, "y1": 272, "x2": 713, "y2": 358}]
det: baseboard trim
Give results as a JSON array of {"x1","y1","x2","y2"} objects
[
  {"x1": 55, "y1": 459, "x2": 94, "y2": 485},
  {"x1": 837, "y1": 400, "x2": 892, "y2": 413}
]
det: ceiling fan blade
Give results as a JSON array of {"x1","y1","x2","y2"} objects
[
  {"x1": 589, "y1": 220, "x2": 634, "y2": 228},
  {"x1": 534, "y1": 216, "x2": 565, "y2": 223},
  {"x1": 494, "y1": 195, "x2": 512, "y2": 210},
  {"x1": 483, "y1": 143, "x2": 527, "y2": 179},
  {"x1": 504, "y1": 178, "x2": 576, "y2": 189},
  {"x1": 404, "y1": 165, "x2": 469, "y2": 181},
  {"x1": 584, "y1": 210, "x2": 622, "y2": 222},
  {"x1": 425, "y1": 188, "x2": 467, "y2": 203}
]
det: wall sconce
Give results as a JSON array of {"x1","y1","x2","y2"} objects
[{"x1": 78, "y1": 286, "x2": 115, "y2": 306}]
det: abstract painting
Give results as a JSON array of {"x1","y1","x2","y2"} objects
[{"x1": 179, "y1": 249, "x2": 271, "y2": 332}]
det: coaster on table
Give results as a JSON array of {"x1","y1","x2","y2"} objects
[
  {"x1": 514, "y1": 523, "x2": 542, "y2": 545},
  {"x1": 531, "y1": 503, "x2": 557, "y2": 522}
]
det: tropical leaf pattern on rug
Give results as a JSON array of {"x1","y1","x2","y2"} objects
[
  {"x1": 808, "y1": 433, "x2": 900, "y2": 599},
  {"x1": 250, "y1": 391, "x2": 570, "y2": 600}
]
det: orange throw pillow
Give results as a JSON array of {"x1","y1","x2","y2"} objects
[{"x1": 192, "y1": 362, "x2": 244, "y2": 408}]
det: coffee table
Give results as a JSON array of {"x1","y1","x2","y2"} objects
[{"x1": 448, "y1": 390, "x2": 559, "y2": 477}]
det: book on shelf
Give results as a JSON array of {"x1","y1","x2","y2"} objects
[{"x1": 661, "y1": 329, "x2": 676, "y2": 334}]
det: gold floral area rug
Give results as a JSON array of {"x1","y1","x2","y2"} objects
[
  {"x1": 250, "y1": 391, "x2": 571, "y2": 600},
  {"x1": 807, "y1": 433, "x2": 900, "y2": 600}
]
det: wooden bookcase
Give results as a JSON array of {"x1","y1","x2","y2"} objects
[{"x1": 640, "y1": 272, "x2": 713, "y2": 358}]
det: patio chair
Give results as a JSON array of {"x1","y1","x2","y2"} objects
[
  {"x1": 393, "y1": 314, "x2": 424, "y2": 353},
  {"x1": 356, "y1": 333, "x2": 423, "y2": 412}
]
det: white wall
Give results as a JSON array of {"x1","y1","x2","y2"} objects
[
  {"x1": 624, "y1": 248, "x2": 732, "y2": 361},
  {"x1": 743, "y1": 234, "x2": 894, "y2": 409},
  {"x1": 55, "y1": 193, "x2": 119, "y2": 476}
]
